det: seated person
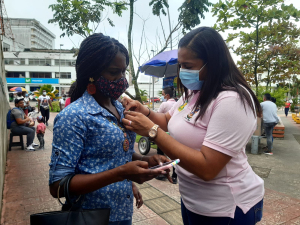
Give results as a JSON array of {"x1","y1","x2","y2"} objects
[{"x1": 10, "y1": 99, "x2": 38, "y2": 151}]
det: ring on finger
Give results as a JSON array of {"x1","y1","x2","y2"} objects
[{"x1": 128, "y1": 120, "x2": 132, "y2": 126}]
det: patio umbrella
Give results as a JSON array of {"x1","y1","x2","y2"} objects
[
  {"x1": 139, "y1": 49, "x2": 178, "y2": 78},
  {"x1": 9, "y1": 87, "x2": 28, "y2": 93}
]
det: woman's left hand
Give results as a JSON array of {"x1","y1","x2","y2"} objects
[
  {"x1": 132, "y1": 183, "x2": 143, "y2": 209},
  {"x1": 147, "y1": 155, "x2": 173, "y2": 183},
  {"x1": 122, "y1": 111, "x2": 154, "y2": 136}
]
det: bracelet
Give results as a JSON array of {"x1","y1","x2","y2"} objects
[{"x1": 146, "y1": 108, "x2": 151, "y2": 117}]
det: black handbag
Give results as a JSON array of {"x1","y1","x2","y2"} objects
[{"x1": 30, "y1": 174, "x2": 110, "y2": 225}]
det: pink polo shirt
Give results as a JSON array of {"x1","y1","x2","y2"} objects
[
  {"x1": 168, "y1": 90, "x2": 264, "y2": 218},
  {"x1": 158, "y1": 99, "x2": 176, "y2": 113}
]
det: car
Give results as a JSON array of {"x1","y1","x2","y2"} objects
[{"x1": 148, "y1": 97, "x2": 160, "y2": 103}]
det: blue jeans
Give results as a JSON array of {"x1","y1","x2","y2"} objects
[
  {"x1": 285, "y1": 107, "x2": 289, "y2": 116},
  {"x1": 109, "y1": 219, "x2": 132, "y2": 225},
  {"x1": 181, "y1": 199, "x2": 263, "y2": 225},
  {"x1": 264, "y1": 123, "x2": 277, "y2": 151}
]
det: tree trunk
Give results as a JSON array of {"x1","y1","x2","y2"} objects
[
  {"x1": 253, "y1": 21, "x2": 259, "y2": 96},
  {"x1": 127, "y1": 0, "x2": 142, "y2": 102}
]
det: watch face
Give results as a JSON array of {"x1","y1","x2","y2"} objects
[{"x1": 149, "y1": 130, "x2": 156, "y2": 138}]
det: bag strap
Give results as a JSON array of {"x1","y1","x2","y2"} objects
[{"x1": 57, "y1": 174, "x2": 84, "y2": 210}]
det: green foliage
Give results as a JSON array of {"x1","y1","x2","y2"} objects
[
  {"x1": 35, "y1": 84, "x2": 60, "y2": 100},
  {"x1": 178, "y1": 0, "x2": 212, "y2": 33},
  {"x1": 48, "y1": 0, "x2": 127, "y2": 38},
  {"x1": 291, "y1": 98, "x2": 298, "y2": 112},
  {"x1": 255, "y1": 86, "x2": 288, "y2": 108},
  {"x1": 141, "y1": 96, "x2": 148, "y2": 102},
  {"x1": 50, "y1": 101, "x2": 61, "y2": 112},
  {"x1": 212, "y1": 0, "x2": 300, "y2": 95},
  {"x1": 139, "y1": 89, "x2": 148, "y2": 96}
]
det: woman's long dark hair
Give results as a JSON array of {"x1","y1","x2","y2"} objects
[
  {"x1": 178, "y1": 27, "x2": 262, "y2": 120},
  {"x1": 71, "y1": 33, "x2": 129, "y2": 102}
]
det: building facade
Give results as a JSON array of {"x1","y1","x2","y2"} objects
[
  {"x1": 5, "y1": 18, "x2": 55, "y2": 49},
  {"x1": 4, "y1": 49, "x2": 76, "y2": 95}
]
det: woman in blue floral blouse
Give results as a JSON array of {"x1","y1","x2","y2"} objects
[{"x1": 49, "y1": 33, "x2": 171, "y2": 225}]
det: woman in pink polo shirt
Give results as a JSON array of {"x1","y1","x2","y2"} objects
[{"x1": 122, "y1": 27, "x2": 264, "y2": 225}]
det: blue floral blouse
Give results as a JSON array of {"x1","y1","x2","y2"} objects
[{"x1": 49, "y1": 91, "x2": 136, "y2": 222}]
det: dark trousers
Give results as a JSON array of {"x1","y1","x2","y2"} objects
[
  {"x1": 285, "y1": 107, "x2": 289, "y2": 116},
  {"x1": 264, "y1": 122, "x2": 277, "y2": 152},
  {"x1": 181, "y1": 199, "x2": 263, "y2": 225},
  {"x1": 40, "y1": 106, "x2": 50, "y2": 123},
  {"x1": 11, "y1": 126, "x2": 35, "y2": 147},
  {"x1": 157, "y1": 147, "x2": 177, "y2": 178},
  {"x1": 37, "y1": 133, "x2": 44, "y2": 147}
]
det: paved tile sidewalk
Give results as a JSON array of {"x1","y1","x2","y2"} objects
[{"x1": 2, "y1": 111, "x2": 300, "y2": 224}]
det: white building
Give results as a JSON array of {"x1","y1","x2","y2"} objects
[
  {"x1": 2, "y1": 36, "x2": 24, "y2": 52},
  {"x1": 4, "y1": 49, "x2": 76, "y2": 95},
  {"x1": 5, "y1": 18, "x2": 55, "y2": 49}
]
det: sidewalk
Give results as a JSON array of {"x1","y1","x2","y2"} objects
[{"x1": 2, "y1": 111, "x2": 300, "y2": 225}]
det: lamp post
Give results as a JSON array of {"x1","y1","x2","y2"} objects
[{"x1": 59, "y1": 44, "x2": 64, "y2": 95}]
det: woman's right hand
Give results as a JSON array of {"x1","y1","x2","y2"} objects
[
  {"x1": 118, "y1": 160, "x2": 165, "y2": 184},
  {"x1": 121, "y1": 97, "x2": 148, "y2": 115}
]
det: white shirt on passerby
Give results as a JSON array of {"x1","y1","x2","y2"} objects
[
  {"x1": 157, "y1": 99, "x2": 176, "y2": 113},
  {"x1": 260, "y1": 101, "x2": 279, "y2": 124},
  {"x1": 59, "y1": 98, "x2": 66, "y2": 110}
]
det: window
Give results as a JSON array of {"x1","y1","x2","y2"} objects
[
  {"x1": 55, "y1": 59, "x2": 75, "y2": 67},
  {"x1": 4, "y1": 58, "x2": 25, "y2": 65},
  {"x1": 6, "y1": 72, "x2": 25, "y2": 78},
  {"x1": 30, "y1": 72, "x2": 51, "y2": 78},
  {"x1": 55, "y1": 72, "x2": 71, "y2": 79},
  {"x1": 3, "y1": 42, "x2": 10, "y2": 52},
  {"x1": 28, "y1": 59, "x2": 51, "y2": 66}
]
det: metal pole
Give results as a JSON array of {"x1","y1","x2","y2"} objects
[
  {"x1": 152, "y1": 76, "x2": 155, "y2": 110},
  {"x1": 151, "y1": 49, "x2": 155, "y2": 110},
  {"x1": 59, "y1": 44, "x2": 64, "y2": 96},
  {"x1": 149, "y1": 76, "x2": 151, "y2": 106},
  {"x1": 59, "y1": 45, "x2": 61, "y2": 96}
]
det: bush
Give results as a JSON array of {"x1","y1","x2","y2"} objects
[
  {"x1": 50, "y1": 101, "x2": 60, "y2": 112},
  {"x1": 255, "y1": 86, "x2": 287, "y2": 108}
]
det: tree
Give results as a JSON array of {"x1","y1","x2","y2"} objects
[
  {"x1": 127, "y1": 0, "x2": 212, "y2": 102},
  {"x1": 49, "y1": 0, "x2": 212, "y2": 102},
  {"x1": 212, "y1": 0, "x2": 300, "y2": 95},
  {"x1": 49, "y1": 0, "x2": 127, "y2": 38},
  {"x1": 35, "y1": 85, "x2": 60, "y2": 100}
]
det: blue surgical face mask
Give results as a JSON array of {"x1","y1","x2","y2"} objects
[{"x1": 179, "y1": 63, "x2": 207, "y2": 90}]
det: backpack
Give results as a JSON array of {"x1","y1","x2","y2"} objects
[{"x1": 6, "y1": 107, "x2": 20, "y2": 129}]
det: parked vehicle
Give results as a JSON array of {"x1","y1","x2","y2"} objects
[{"x1": 147, "y1": 97, "x2": 160, "y2": 103}]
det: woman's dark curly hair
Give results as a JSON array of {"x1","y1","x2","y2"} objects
[{"x1": 71, "y1": 33, "x2": 129, "y2": 102}]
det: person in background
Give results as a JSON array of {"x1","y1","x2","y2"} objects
[
  {"x1": 23, "y1": 93, "x2": 30, "y2": 116},
  {"x1": 64, "y1": 81, "x2": 77, "y2": 108},
  {"x1": 122, "y1": 27, "x2": 264, "y2": 225},
  {"x1": 156, "y1": 87, "x2": 178, "y2": 184},
  {"x1": 36, "y1": 116, "x2": 46, "y2": 150},
  {"x1": 59, "y1": 95, "x2": 66, "y2": 111},
  {"x1": 10, "y1": 99, "x2": 38, "y2": 151},
  {"x1": 16, "y1": 92, "x2": 24, "y2": 100},
  {"x1": 261, "y1": 93, "x2": 279, "y2": 155},
  {"x1": 285, "y1": 100, "x2": 291, "y2": 117},
  {"x1": 38, "y1": 91, "x2": 53, "y2": 126}
]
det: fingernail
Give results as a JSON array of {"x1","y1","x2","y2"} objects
[
  {"x1": 161, "y1": 171, "x2": 166, "y2": 174},
  {"x1": 159, "y1": 162, "x2": 163, "y2": 166}
]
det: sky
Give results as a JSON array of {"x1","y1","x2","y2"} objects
[{"x1": 5, "y1": 0, "x2": 300, "y2": 82}]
